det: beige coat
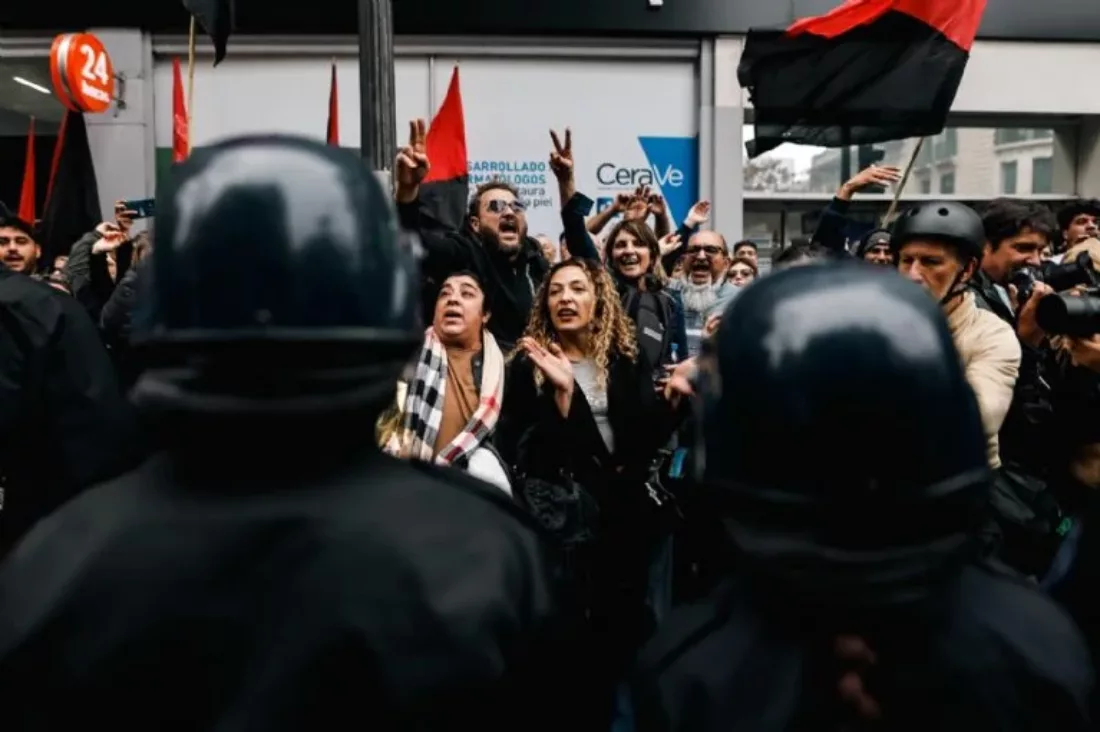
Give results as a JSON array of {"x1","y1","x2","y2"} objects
[{"x1": 946, "y1": 292, "x2": 1021, "y2": 469}]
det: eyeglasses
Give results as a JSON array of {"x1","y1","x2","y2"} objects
[
  {"x1": 685, "y1": 245, "x2": 724, "y2": 256},
  {"x1": 486, "y1": 199, "x2": 527, "y2": 214}
]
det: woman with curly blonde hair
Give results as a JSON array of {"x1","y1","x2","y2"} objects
[{"x1": 497, "y1": 258, "x2": 683, "y2": 706}]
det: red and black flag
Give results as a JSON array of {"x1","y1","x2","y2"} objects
[
  {"x1": 37, "y1": 110, "x2": 102, "y2": 264},
  {"x1": 739, "y1": 0, "x2": 987, "y2": 157},
  {"x1": 326, "y1": 61, "x2": 339, "y2": 146},
  {"x1": 182, "y1": 0, "x2": 233, "y2": 66},
  {"x1": 420, "y1": 65, "x2": 469, "y2": 231}
]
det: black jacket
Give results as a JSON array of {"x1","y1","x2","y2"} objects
[
  {"x1": 497, "y1": 351, "x2": 681, "y2": 684},
  {"x1": 0, "y1": 268, "x2": 137, "y2": 557},
  {"x1": 63, "y1": 231, "x2": 133, "y2": 323},
  {"x1": 633, "y1": 566, "x2": 1092, "y2": 732},
  {"x1": 99, "y1": 256, "x2": 148, "y2": 389},
  {"x1": 0, "y1": 374, "x2": 581, "y2": 731},
  {"x1": 497, "y1": 351, "x2": 676, "y2": 497}
]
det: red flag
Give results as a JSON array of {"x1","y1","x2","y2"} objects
[
  {"x1": 326, "y1": 61, "x2": 339, "y2": 146},
  {"x1": 424, "y1": 66, "x2": 468, "y2": 185},
  {"x1": 787, "y1": 0, "x2": 984, "y2": 52},
  {"x1": 172, "y1": 58, "x2": 190, "y2": 162},
  {"x1": 18, "y1": 117, "x2": 36, "y2": 223}
]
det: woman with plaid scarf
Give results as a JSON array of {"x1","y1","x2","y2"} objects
[{"x1": 382, "y1": 271, "x2": 511, "y2": 493}]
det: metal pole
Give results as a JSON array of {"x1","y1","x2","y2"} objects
[{"x1": 358, "y1": 0, "x2": 396, "y2": 179}]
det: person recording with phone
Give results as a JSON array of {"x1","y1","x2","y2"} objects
[{"x1": 63, "y1": 199, "x2": 151, "y2": 323}]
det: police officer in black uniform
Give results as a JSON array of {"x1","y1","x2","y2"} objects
[
  {"x1": 0, "y1": 217, "x2": 137, "y2": 558},
  {"x1": 632, "y1": 263, "x2": 1091, "y2": 731},
  {"x1": 0, "y1": 137, "x2": 576, "y2": 732}
]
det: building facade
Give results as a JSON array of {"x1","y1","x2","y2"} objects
[{"x1": 3, "y1": 0, "x2": 1100, "y2": 260}]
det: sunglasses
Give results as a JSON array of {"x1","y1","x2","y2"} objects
[{"x1": 486, "y1": 199, "x2": 527, "y2": 214}]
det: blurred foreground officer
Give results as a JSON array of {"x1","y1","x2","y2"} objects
[
  {"x1": 0, "y1": 219, "x2": 137, "y2": 557},
  {"x1": 632, "y1": 264, "x2": 1091, "y2": 731},
  {"x1": 0, "y1": 137, "x2": 573, "y2": 732}
]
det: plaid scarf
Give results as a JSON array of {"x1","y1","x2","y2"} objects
[{"x1": 389, "y1": 327, "x2": 505, "y2": 467}]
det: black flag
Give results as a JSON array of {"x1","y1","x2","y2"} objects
[
  {"x1": 38, "y1": 110, "x2": 101, "y2": 266},
  {"x1": 182, "y1": 0, "x2": 233, "y2": 66}
]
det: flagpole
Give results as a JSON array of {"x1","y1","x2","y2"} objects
[
  {"x1": 882, "y1": 137, "x2": 925, "y2": 226},
  {"x1": 186, "y1": 16, "x2": 197, "y2": 155},
  {"x1": 358, "y1": 0, "x2": 396, "y2": 181}
]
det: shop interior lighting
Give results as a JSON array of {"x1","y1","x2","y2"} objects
[{"x1": 13, "y1": 76, "x2": 51, "y2": 95}]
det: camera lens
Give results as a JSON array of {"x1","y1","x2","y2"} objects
[
  {"x1": 1042, "y1": 251, "x2": 1096, "y2": 293},
  {"x1": 1036, "y1": 293, "x2": 1100, "y2": 337}
]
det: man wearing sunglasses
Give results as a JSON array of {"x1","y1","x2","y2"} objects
[{"x1": 394, "y1": 120, "x2": 600, "y2": 351}]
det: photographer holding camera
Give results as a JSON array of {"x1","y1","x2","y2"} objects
[
  {"x1": 970, "y1": 200, "x2": 1100, "y2": 596},
  {"x1": 962, "y1": 200, "x2": 1063, "y2": 577}
]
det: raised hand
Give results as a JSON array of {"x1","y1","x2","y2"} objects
[
  {"x1": 395, "y1": 118, "x2": 430, "y2": 200},
  {"x1": 113, "y1": 201, "x2": 137, "y2": 235},
  {"x1": 549, "y1": 128, "x2": 574, "y2": 181},
  {"x1": 685, "y1": 200, "x2": 711, "y2": 228},
  {"x1": 92, "y1": 222, "x2": 125, "y2": 254},
  {"x1": 658, "y1": 232, "x2": 682, "y2": 257},
  {"x1": 521, "y1": 337, "x2": 574, "y2": 394},
  {"x1": 624, "y1": 186, "x2": 651, "y2": 222},
  {"x1": 840, "y1": 164, "x2": 902, "y2": 198},
  {"x1": 647, "y1": 193, "x2": 668, "y2": 217}
]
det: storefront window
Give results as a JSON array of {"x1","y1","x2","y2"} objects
[{"x1": 744, "y1": 124, "x2": 1073, "y2": 198}]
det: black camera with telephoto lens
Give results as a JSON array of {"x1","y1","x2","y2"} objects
[
  {"x1": 1009, "y1": 251, "x2": 1098, "y2": 305},
  {"x1": 1036, "y1": 288, "x2": 1100, "y2": 337}
]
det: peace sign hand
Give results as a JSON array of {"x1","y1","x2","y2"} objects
[
  {"x1": 395, "y1": 118, "x2": 430, "y2": 202},
  {"x1": 549, "y1": 128, "x2": 574, "y2": 182}
]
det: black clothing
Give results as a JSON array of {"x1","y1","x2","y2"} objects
[
  {"x1": 0, "y1": 268, "x2": 136, "y2": 557},
  {"x1": 63, "y1": 231, "x2": 133, "y2": 323},
  {"x1": 99, "y1": 256, "x2": 147, "y2": 390},
  {"x1": 0, "y1": 448, "x2": 575, "y2": 731},
  {"x1": 0, "y1": 366, "x2": 577, "y2": 731},
  {"x1": 498, "y1": 352, "x2": 680, "y2": 695},
  {"x1": 634, "y1": 566, "x2": 1092, "y2": 732},
  {"x1": 634, "y1": 264, "x2": 1095, "y2": 730}
]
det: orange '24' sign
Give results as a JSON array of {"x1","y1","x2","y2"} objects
[{"x1": 49, "y1": 33, "x2": 115, "y2": 114}]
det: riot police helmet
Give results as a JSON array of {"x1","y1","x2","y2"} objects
[
  {"x1": 132, "y1": 135, "x2": 421, "y2": 370},
  {"x1": 700, "y1": 262, "x2": 990, "y2": 606}
]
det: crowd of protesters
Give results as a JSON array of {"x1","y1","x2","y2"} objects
[{"x1": 2, "y1": 126, "x2": 1100, "y2": 730}]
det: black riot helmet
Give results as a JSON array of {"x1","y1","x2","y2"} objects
[
  {"x1": 132, "y1": 135, "x2": 421, "y2": 372},
  {"x1": 699, "y1": 262, "x2": 990, "y2": 609},
  {"x1": 890, "y1": 201, "x2": 985, "y2": 263}
]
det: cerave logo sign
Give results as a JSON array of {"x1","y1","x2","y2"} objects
[
  {"x1": 49, "y1": 33, "x2": 115, "y2": 114},
  {"x1": 594, "y1": 136, "x2": 698, "y2": 226}
]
